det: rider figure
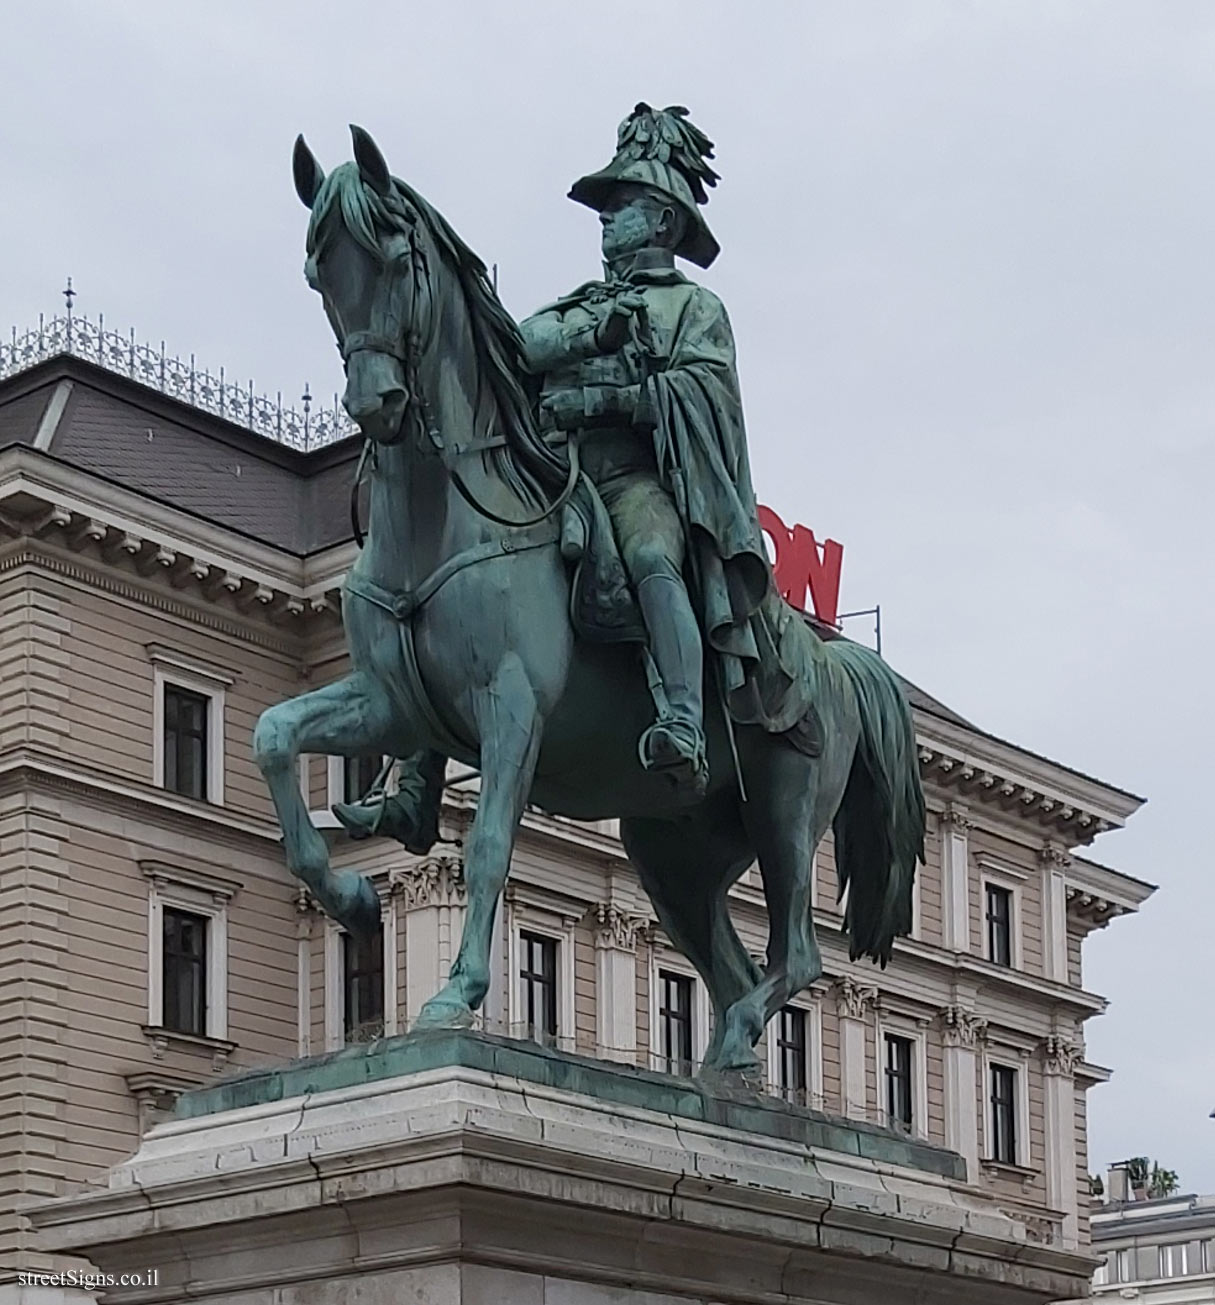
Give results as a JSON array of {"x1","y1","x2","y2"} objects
[{"x1": 337, "y1": 105, "x2": 793, "y2": 846}]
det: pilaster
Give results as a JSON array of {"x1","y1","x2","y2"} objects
[
  {"x1": 1041, "y1": 1035, "x2": 1083, "y2": 1248},
  {"x1": 592, "y1": 905, "x2": 648, "y2": 1062},
  {"x1": 391, "y1": 851, "x2": 465, "y2": 1024},
  {"x1": 940, "y1": 806, "x2": 972, "y2": 953},
  {"x1": 940, "y1": 1004, "x2": 987, "y2": 1182},
  {"x1": 294, "y1": 887, "x2": 316, "y2": 1056},
  {"x1": 1040, "y1": 845, "x2": 1071, "y2": 984},
  {"x1": 833, "y1": 977, "x2": 878, "y2": 1120}
]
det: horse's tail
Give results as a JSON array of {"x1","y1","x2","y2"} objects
[{"x1": 824, "y1": 639, "x2": 926, "y2": 966}]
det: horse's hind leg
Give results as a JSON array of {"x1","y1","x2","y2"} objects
[
  {"x1": 416, "y1": 658, "x2": 542, "y2": 1030},
  {"x1": 622, "y1": 797, "x2": 758, "y2": 1070},
  {"x1": 253, "y1": 672, "x2": 398, "y2": 936},
  {"x1": 713, "y1": 742, "x2": 848, "y2": 1074}
]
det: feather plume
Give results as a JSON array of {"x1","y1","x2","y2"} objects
[{"x1": 614, "y1": 103, "x2": 720, "y2": 205}]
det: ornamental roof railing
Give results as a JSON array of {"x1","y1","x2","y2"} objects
[{"x1": 0, "y1": 310, "x2": 356, "y2": 452}]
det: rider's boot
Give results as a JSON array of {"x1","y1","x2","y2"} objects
[
  {"x1": 636, "y1": 573, "x2": 708, "y2": 799},
  {"x1": 333, "y1": 748, "x2": 446, "y2": 855}
]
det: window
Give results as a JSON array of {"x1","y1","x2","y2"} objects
[
  {"x1": 1115, "y1": 1249, "x2": 1132, "y2": 1283},
  {"x1": 149, "y1": 646, "x2": 231, "y2": 805},
  {"x1": 1159, "y1": 1243, "x2": 1191, "y2": 1278},
  {"x1": 342, "y1": 925, "x2": 385, "y2": 1043},
  {"x1": 143, "y1": 861, "x2": 235, "y2": 1046},
  {"x1": 767, "y1": 1000, "x2": 823, "y2": 1107},
  {"x1": 343, "y1": 754, "x2": 385, "y2": 805},
  {"x1": 775, "y1": 1006, "x2": 807, "y2": 1100},
  {"x1": 884, "y1": 1033, "x2": 914, "y2": 1132},
  {"x1": 989, "y1": 1063, "x2": 1019, "y2": 1164},
  {"x1": 162, "y1": 907, "x2": 208, "y2": 1035},
  {"x1": 658, "y1": 971, "x2": 694, "y2": 1075},
  {"x1": 323, "y1": 892, "x2": 396, "y2": 1051},
  {"x1": 163, "y1": 684, "x2": 210, "y2": 800},
  {"x1": 986, "y1": 883, "x2": 1013, "y2": 967},
  {"x1": 519, "y1": 931, "x2": 558, "y2": 1043}
]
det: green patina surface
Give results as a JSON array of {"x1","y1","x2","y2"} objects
[
  {"x1": 255, "y1": 113, "x2": 928, "y2": 1079},
  {"x1": 176, "y1": 1030, "x2": 965, "y2": 1181}
]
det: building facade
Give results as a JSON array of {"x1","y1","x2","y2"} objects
[
  {"x1": 1085, "y1": 1183, "x2": 1215, "y2": 1303},
  {"x1": 0, "y1": 318, "x2": 1154, "y2": 1294}
]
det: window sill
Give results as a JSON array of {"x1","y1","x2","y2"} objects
[
  {"x1": 981, "y1": 1158, "x2": 1038, "y2": 1190},
  {"x1": 142, "y1": 1025, "x2": 236, "y2": 1071},
  {"x1": 155, "y1": 785, "x2": 225, "y2": 810}
]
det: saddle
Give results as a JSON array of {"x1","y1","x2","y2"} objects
[
  {"x1": 559, "y1": 474, "x2": 823, "y2": 759},
  {"x1": 561, "y1": 475, "x2": 647, "y2": 644}
]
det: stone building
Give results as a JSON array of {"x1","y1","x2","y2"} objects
[
  {"x1": 0, "y1": 315, "x2": 1154, "y2": 1295},
  {"x1": 1084, "y1": 1178, "x2": 1215, "y2": 1303}
]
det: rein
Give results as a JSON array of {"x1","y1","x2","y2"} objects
[{"x1": 347, "y1": 213, "x2": 580, "y2": 543}]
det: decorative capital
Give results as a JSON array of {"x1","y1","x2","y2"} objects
[
  {"x1": 390, "y1": 850, "x2": 465, "y2": 910},
  {"x1": 592, "y1": 903, "x2": 650, "y2": 952},
  {"x1": 940, "y1": 1005, "x2": 989, "y2": 1047},
  {"x1": 1041, "y1": 1035, "x2": 1083, "y2": 1077},
  {"x1": 939, "y1": 805, "x2": 972, "y2": 832},
  {"x1": 833, "y1": 976, "x2": 879, "y2": 1021},
  {"x1": 1039, "y1": 843, "x2": 1071, "y2": 871}
]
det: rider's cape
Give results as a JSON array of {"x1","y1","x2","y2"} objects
[{"x1": 539, "y1": 268, "x2": 818, "y2": 739}]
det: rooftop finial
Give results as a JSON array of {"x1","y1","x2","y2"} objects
[{"x1": 63, "y1": 277, "x2": 76, "y2": 316}]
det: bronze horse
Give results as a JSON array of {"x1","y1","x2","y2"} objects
[{"x1": 253, "y1": 128, "x2": 924, "y2": 1074}]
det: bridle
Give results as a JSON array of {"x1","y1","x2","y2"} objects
[{"x1": 341, "y1": 216, "x2": 580, "y2": 546}]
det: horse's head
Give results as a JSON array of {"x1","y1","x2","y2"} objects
[{"x1": 293, "y1": 126, "x2": 430, "y2": 445}]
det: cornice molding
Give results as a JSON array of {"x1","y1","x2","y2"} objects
[
  {"x1": 0, "y1": 544, "x2": 308, "y2": 657},
  {"x1": 0, "y1": 453, "x2": 343, "y2": 638},
  {"x1": 139, "y1": 858, "x2": 242, "y2": 902},
  {"x1": 914, "y1": 710, "x2": 1143, "y2": 846},
  {"x1": 0, "y1": 753, "x2": 281, "y2": 848},
  {"x1": 1066, "y1": 855, "x2": 1156, "y2": 922}
]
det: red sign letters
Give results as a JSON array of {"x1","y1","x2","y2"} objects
[{"x1": 757, "y1": 504, "x2": 843, "y2": 627}]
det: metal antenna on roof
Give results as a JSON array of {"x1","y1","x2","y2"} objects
[
  {"x1": 302, "y1": 383, "x2": 313, "y2": 448},
  {"x1": 837, "y1": 604, "x2": 883, "y2": 657},
  {"x1": 63, "y1": 277, "x2": 75, "y2": 317}
]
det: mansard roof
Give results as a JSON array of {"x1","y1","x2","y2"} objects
[{"x1": 0, "y1": 354, "x2": 361, "y2": 554}]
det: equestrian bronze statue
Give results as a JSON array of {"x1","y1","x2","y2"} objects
[{"x1": 253, "y1": 108, "x2": 925, "y2": 1075}]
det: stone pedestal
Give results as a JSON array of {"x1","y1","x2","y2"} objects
[{"x1": 29, "y1": 1033, "x2": 1093, "y2": 1305}]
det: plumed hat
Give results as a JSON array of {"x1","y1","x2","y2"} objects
[{"x1": 569, "y1": 103, "x2": 721, "y2": 268}]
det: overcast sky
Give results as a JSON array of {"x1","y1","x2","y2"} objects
[{"x1": 2, "y1": 1, "x2": 1211, "y2": 1188}]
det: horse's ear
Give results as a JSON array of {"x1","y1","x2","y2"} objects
[
  {"x1": 293, "y1": 135, "x2": 325, "y2": 209},
  {"x1": 351, "y1": 124, "x2": 392, "y2": 197}
]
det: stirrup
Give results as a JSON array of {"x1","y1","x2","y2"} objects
[{"x1": 639, "y1": 717, "x2": 708, "y2": 797}]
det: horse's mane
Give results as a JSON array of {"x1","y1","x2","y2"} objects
[{"x1": 307, "y1": 163, "x2": 567, "y2": 506}]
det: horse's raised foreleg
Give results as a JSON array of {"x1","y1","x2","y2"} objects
[
  {"x1": 253, "y1": 672, "x2": 397, "y2": 937},
  {"x1": 415, "y1": 655, "x2": 541, "y2": 1029}
]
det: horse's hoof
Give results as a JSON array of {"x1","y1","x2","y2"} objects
[
  {"x1": 701, "y1": 1052, "x2": 763, "y2": 1084},
  {"x1": 414, "y1": 995, "x2": 475, "y2": 1031}
]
